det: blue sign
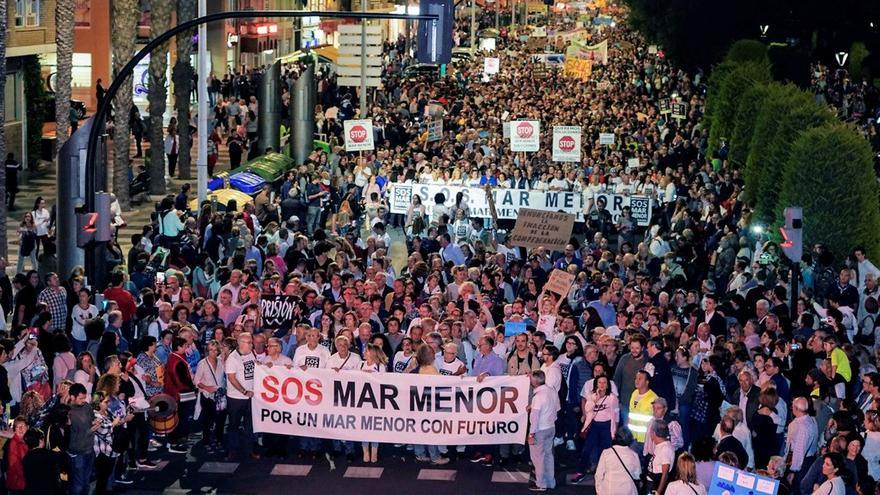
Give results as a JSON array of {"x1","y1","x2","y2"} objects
[
  {"x1": 707, "y1": 462, "x2": 779, "y2": 495},
  {"x1": 504, "y1": 321, "x2": 527, "y2": 338}
]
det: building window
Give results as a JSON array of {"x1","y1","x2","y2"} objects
[
  {"x1": 15, "y1": 0, "x2": 41, "y2": 27},
  {"x1": 5, "y1": 74, "x2": 22, "y2": 122},
  {"x1": 40, "y1": 53, "x2": 93, "y2": 90}
]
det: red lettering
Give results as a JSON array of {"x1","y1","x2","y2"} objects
[
  {"x1": 305, "y1": 379, "x2": 323, "y2": 405},
  {"x1": 261, "y1": 375, "x2": 279, "y2": 403},
  {"x1": 282, "y1": 377, "x2": 304, "y2": 404}
]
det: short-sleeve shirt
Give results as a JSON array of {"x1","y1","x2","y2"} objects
[
  {"x1": 225, "y1": 350, "x2": 257, "y2": 400},
  {"x1": 649, "y1": 440, "x2": 676, "y2": 474},
  {"x1": 294, "y1": 345, "x2": 331, "y2": 369},
  {"x1": 830, "y1": 347, "x2": 852, "y2": 382}
]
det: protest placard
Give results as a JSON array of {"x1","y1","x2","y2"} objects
[
  {"x1": 544, "y1": 269, "x2": 576, "y2": 297},
  {"x1": 707, "y1": 461, "x2": 778, "y2": 495},
  {"x1": 260, "y1": 295, "x2": 298, "y2": 329},
  {"x1": 343, "y1": 119, "x2": 375, "y2": 151},
  {"x1": 599, "y1": 132, "x2": 615, "y2": 145},
  {"x1": 427, "y1": 119, "x2": 443, "y2": 142},
  {"x1": 504, "y1": 320, "x2": 527, "y2": 337},
  {"x1": 509, "y1": 208, "x2": 576, "y2": 251},
  {"x1": 509, "y1": 120, "x2": 541, "y2": 152}
]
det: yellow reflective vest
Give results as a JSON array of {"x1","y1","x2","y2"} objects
[{"x1": 628, "y1": 389, "x2": 658, "y2": 443}]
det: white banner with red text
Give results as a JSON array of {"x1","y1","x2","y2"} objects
[{"x1": 252, "y1": 366, "x2": 530, "y2": 445}]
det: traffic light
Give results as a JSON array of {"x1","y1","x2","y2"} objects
[
  {"x1": 76, "y1": 192, "x2": 112, "y2": 247},
  {"x1": 779, "y1": 207, "x2": 803, "y2": 262},
  {"x1": 76, "y1": 211, "x2": 97, "y2": 248},
  {"x1": 417, "y1": 0, "x2": 453, "y2": 64}
]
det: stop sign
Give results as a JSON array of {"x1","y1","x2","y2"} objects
[
  {"x1": 349, "y1": 125, "x2": 368, "y2": 143},
  {"x1": 558, "y1": 135, "x2": 576, "y2": 152},
  {"x1": 516, "y1": 122, "x2": 534, "y2": 139}
]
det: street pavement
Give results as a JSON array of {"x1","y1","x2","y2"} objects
[{"x1": 119, "y1": 435, "x2": 597, "y2": 494}]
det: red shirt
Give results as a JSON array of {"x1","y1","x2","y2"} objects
[{"x1": 103, "y1": 287, "x2": 137, "y2": 322}]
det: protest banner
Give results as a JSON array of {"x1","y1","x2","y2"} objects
[
  {"x1": 599, "y1": 132, "x2": 615, "y2": 145},
  {"x1": 627, "y1": 157, "x2": 640, "y2": 170},
  {"x1": 509, "y1": 120, "x2": 541, "y2": 152},
  {"x1": 252, "y1": 366, "x2": 530, "y2": 445},
  {"x1": 510, "y1": 208, "x2": 576, "y2": 251},
  {"x1": 658, "y1": 98, "x2": 671, "y2": 114},
  {"x1": 708, "y1": 461, "x2": 778, "y2": 495},
  {"x1": 388, "y1": 183, "x2": 653, "y2": 226},
  {"x1": 260, "y1": 295, "x2": 298, "y2": 329},
  {"x1": 552, "y1": 126, "x2": 582, "y2": 162},
  {"x1": 567, "y1": 39, "x2": 608, "y2": 64},
  {"x1": 544, "y1": 269, "x2": 576, "y2": 296},
  {"x1": 484, "y1": 57, "x2": 500, "y2": 75},
  {"x1": 427, "y1": 119, "x2": 443, "y2": 142},
  {"x1": 343, "y1": 119, "x2": 374, "y2": 151}
]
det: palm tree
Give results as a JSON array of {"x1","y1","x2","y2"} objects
[
  {"x1": 149, "y1": 0, "x2": 174, "y2": 195},
  {"x1": 111, "y1": 0, "x2": 141, "y2": 210},
  {"x1": 55, "y1": 0, "x2": 76, "y2": 151},
  {"x1": 173, "y1": 0, "x2": 196, "y2": 180},
  {"x1": 0, "y1": 0, "x2": 7, "y2": 258}
]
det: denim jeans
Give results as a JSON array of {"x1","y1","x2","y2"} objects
[
  {"x1": 578, "y1": 420, "x2": 611, "y2": 472},
  {"x1": 414, "y1": 444, "x2": 441, "y2": 461},
  {"x1": 333, "y1": 440, "x2": 355, "y2": 455},
  {"x1": 226, "y1": 397, "x2": 254, "y2": 457},
  {"x1": 307, "y1": 206, "x2": 322, "y2": 234},
  {"x1": 68, "y1": 451, "x2": 95, "y2": 495},
  {"x1": 529, "y1": 428, "x2": 556, "y2": 489}
]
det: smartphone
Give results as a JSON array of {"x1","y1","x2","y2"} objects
[{"x1": 157, "y1": 272, "x2": 166, "y2": 283}]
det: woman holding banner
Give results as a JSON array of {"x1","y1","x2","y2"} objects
[
  {"x1": 359, "y1": 343, "x2": 388, "y2": 463},
  {"x1": 410, "y1": 344, "x2": 450, "y2": 466}
]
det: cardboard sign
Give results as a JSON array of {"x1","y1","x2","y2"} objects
[
  {"x1": 343, "y1": 119, "x2": 375, "y2": 151},
  {"x1": 484, "y1": 57, "x2": 500, "y2": 75},
  {"x1": 502, "y1": 121, "x2": 511, "y2": 139},
  {"x1": 427, "y1": 119, "x2": 443, "y2": 142},
  {"x1": 510, "y1": 208, "x2": 576, "y2": 251},
  {"x1": 544, "y1": 269, "x2": 575, "y2": 296},
  {"x1": 708, "y1": 461, "x2": 778, "y2": 495},
  {"x1": 260, "y1": 295, "x2": 298, "y2": 329},
  {"x1": 504, "y1": 320, "x2": 527, "y2": 337},
  {"x1": 563, "y1": 58, "x2": 592, "y2": 80},
  {"x1": 510, "y1": 120, "x2": 540, "y2": 152},
  {"x1": 627, "y1": 158, "x2": 640, "y2": 170},
  {"x1": 552, "y1": 126, "x2": 582, "y2": 162},
  {"x1": 599, "y1": 132, "x2": 615, "y2": 145}
]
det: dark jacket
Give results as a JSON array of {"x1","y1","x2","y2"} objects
[
  {"x1": 696, "y1": 310, "x2": 728, "y2": 337},
  {"x1": 717, "y1": 435, "x2": 749, "y2": 470},
  {"x1": 23, "y1": 447, "x2": 67, "y2": 495},
  {"x1": 727, "y1": 384, "x2": 760, "y2": 424},
  {"x1": 647, "y1": 352, "x2": 676, "y2": 411}
]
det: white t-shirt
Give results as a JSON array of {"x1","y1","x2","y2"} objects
[
  {"x1": 392, "y1": 351, "x2": 415, "y2": 373},
  {"x1": 437, "y1": 357, "x2": 465, "y2": 376},
  {"x1": 71, "y1": 304, "x2": 98, "y2": 342},
  {"x1": 360, "y1": 361, "x2": 385, "y2": 373},
  {"x1": 664, "y1": 481, "x2": 708, "y2": 495},
  {"x1": 327, "y1": 352, "x2": 362, "y2": 371},
  {"x1": 264, "y1": 354, "x2": 293, "y2": 367},
  {"x1": 581, "y1": 378, "x2": 619, "y2": 399},
  {"x1": 293, "y1": 344, "x2": 331, "y2": 369},
  {"x1": 649, "y1": 440, "x2": 676, "y2": 474},
  {"x1": 225, "y1": 350, "x2": 258, "y2": 400}
]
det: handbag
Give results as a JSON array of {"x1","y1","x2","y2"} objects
[
  {"x1": 208, "y1": 360, "x2": 227, "y2": 412},
  {"x1": 611, "y1": 445, "x2": 648, "y2": 495}
]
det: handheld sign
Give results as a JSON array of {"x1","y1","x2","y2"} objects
[
  {"x1": 544, "y1": 269, "x2": 575, "y2": 297},
  {"x1": 510, "y1": 120, "x2": 541, "y2": 152},
  {"x1": 343, "y1": 119, "x2": 375, "y2": 151},
  {"x1": 510, "y1": 208, "x2": 576, "y2": 251},
  {"x1": 504, "y1": 320, "x2": 528, "y2": 337}
]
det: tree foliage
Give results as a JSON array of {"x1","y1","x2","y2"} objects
[
  {"x1": 728, "y1": 83, "x2": 770, "y2": 168},
  {"x1": 707, "y1": 60, "x2": 772, "y2": 154},
  {"x1": 724, "y1": 39, "x2": 770, "y2": 65},
  {"x1": 778, "y1": 124, "x2": 880, "y2": 262}
]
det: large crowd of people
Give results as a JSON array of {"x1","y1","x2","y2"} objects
[{"x1": 2, "y1": 4, "x2": 880, "y2": 495}]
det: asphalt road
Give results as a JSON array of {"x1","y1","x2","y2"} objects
[{"x1": 120, "y1": 438, "x2": 598, "y2": 494}]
